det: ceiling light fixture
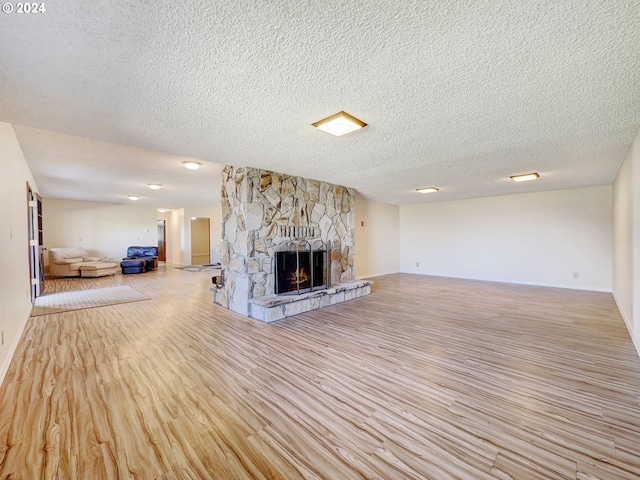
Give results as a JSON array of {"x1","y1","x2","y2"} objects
[
  {"x1": 157, "y1": 208, "x2": 167, "y2": 213},
  {"x1": 416, "y1": 187, "x2": 439, "y2": 193},
  {"x1": 190, "y1": 216, "x2": 197, "y2": 220},
  {"x1": 312, "y1": 111, "x2": 367, "y2": 137},
  {"x1": 128, "y1": 195, "x2": 140, "y2": 201},
  {"x1": 183, "y1": 161, "x2": 201, "y2": 170},
  {"x1": 147, "y1": 184, "x2": 162, "y2": 190},
  {"x1": 510, "y1": 172, "x2": 540, "y2": 182}
]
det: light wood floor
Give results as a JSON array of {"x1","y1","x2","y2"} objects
[{"x1": 1, "y1": 267, "x2": 639, "y2": 479}]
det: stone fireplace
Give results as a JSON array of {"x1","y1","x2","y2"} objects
[{"x1": 214, "y1": 166, "x2": 371, "y2": 321}]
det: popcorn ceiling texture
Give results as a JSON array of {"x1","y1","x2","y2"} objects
[
  {"x1": 1, "y1": 1, "x2": 639, "y2": 205},
  {"x1": 218, "y1": 166, "x2": 355, "y2": 317}
]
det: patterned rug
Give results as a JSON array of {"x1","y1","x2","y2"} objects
[{"x1": 31, "y1": 286, "x2": 151, "y2": 316}]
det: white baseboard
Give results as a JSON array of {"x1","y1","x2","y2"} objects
[
  {"x1": 0, "y1": 312, "x2": 30, "y2": 388},
  {"x1": 357, "y1": 270, "x2": 400, "y2": 279},
  {"x1": 400, "y1": 270, "x2": 612, "y2": 293},
  {"x1": 613, "y1": 293, "x2": 640, "y2": 359}
]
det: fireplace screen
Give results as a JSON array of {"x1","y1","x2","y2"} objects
[{"x1": 275, "y1": 247, "x2": 327, "y2": 295}]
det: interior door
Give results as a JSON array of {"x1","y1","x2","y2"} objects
[
  {"x1": 27, "y1": 185, "x2": 44, "y2": 300},
  {"x1": 157, "y1": 220, "x2": 166, "y2": 262},
  {"x1": 190, "y1": 217, "x2": 210, "y2": 265}
]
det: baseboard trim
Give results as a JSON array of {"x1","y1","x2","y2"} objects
[
  {"x1": 0, "y1": 311, "x2": 30, "y2": 388},
  {"x1": 357, "y1": 270, "x2": 400, "y2": 280},
  {"x1": 613, "y1": 293, "x2": 640, "y2": 358},
  {"x1": 399, "y1": 270, "x2": 612, "y2": 293}
]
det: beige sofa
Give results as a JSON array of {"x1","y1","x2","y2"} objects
[{"x1": 48, "y1": 247, "x2": 112, "y2": 277}]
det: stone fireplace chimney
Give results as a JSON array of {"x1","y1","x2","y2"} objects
[{"x1": 216, "y1": 166, "x2": 356, "y2": 317}]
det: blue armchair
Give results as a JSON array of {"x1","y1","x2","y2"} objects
[{"x1": 120, "y1": 246, "x2": 159, "y2": 274}]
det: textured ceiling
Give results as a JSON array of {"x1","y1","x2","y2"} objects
[
  {"x1": 1, "y1": 0, "x2": 639, "y2": 206},
  {"x1": 12, "y1": 126, "x2": 222, "y2": 209}
]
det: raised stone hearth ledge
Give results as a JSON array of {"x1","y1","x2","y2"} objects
[{"x1": 246, "y1": 280, "x2": 372, "y2": 323}]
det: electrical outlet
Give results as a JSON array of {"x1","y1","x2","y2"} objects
[
  {"x1": 572, "y1": 272, "x2": 579, "y2": 279},
  {"x1": 415, "y1": 262, "x2": 420, "y2": 268}
]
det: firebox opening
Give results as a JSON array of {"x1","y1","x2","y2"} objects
[{"x1": 275, "y1": 249, "x2": 327, "y2": 295}]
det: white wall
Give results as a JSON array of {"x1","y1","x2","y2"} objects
[
  {"x1": 159, "y1": 208, "x2": 186, "y2": 265},
  {"x1": 400, "y1": 186, "x2": 613, "y2": 292},
  {"x1": 613, "y1": 153, "x2": 634, "y2": 325},
  {"x1": 43, "y1": 199, "x2": 158, "y2": 263},
  {"x1": 0, "y1": 123, "x2": 39, "y2": 385},
  {"x1": 613, "y1": 127, "x2": 640, "y2": 355},
  {"x1": 635, "y1": 148, "x2": 640, "y2": 358},
  {"x1": 157, "y1": 205, "x2": 221, "y2": 265},
  {"x1": 355, "y1": 198, "x2": 400, "y2": 278},
  {"x1": 158, "y1": 209, "x2": 180, "y2": 264}
]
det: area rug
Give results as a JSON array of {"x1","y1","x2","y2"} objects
[
  {"x1": 174, "y1": 265, "x2": 222, "y2": 272},
  {"x1": 31, "y1": 286, "x2": 151, "y2": 316}
]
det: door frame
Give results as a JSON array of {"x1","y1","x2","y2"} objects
[
  {"x1": 157, "y1": 219, "x2": 166, "y2": 262},
  {"x1": 190, "y1": 217, "x2": 211, "y2": 266},
  {"x1": 27, "y1": 183, "x2": 43, "y2": 301}
]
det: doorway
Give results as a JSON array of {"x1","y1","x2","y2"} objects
[
  {"x1": 27, "y1": 184, "x2": 44, "y2": 300},
  {"x1": 157, "y1": 220, "x2": 166, "y2": 262},
  {"x1": 190, "y1": 217, "x2": 210, "y2": 265}
]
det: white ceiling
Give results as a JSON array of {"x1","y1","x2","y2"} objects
[
  {"x1": 12, "y1": 126, "x2": 223, "y2": 209},
  {"x1": 1, "y1": 1, "x2": 639, "y2": 207}
]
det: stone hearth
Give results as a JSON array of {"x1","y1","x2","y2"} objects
[{"x1": 248, "y1": 280, "x2": 372, "y2": 322}]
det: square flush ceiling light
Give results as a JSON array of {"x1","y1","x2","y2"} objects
[
  {"x1": 510, "y1": 172, "x2": 540, "y2": 182},
  {"x1": 312, "y1": 111, "x2": 367, "y2": 136},
  {"x1": 416, "y1": 187, "x2": 439, "y2": 193}
]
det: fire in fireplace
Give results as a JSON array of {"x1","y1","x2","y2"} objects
[{"x1": 275, "y1": 244, "x2": 328, "y2": 295}]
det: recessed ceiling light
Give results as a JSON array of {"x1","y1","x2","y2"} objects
[
  {"x1": 147, "y1": 184, "x2": 162, "y2": 190},
  {"x1": 416, "y1": 187, "x2": 439, "y2": 193},
  {"x1": 157, "y1": 208, "x2": 167, "y2": 213},
  {"x1": 312, "y1": 111, "x2": 367, "y2": 137},
  {"x1": 510, "y1": 172, "x2": 540, "y2": 182},
  {"x1": 183, "y1": 161, "x2": 201, "y2": 170},
  {"x1": 128, "y1": 195, "x2": 140, "y2": 201}
]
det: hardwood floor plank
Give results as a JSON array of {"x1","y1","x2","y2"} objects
[
  {"x1": 368, "y1": 445, "x2": 451, "y2": 480},
  {"x1": 1, "y1": 269, "x2": 640, "y2": 478},
  {"x1": 491, "y1": 450, "x2": 576, "y2": 480},
  {"x1": 362, "y1": 412, "x2": 498, "y2": 479}
]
